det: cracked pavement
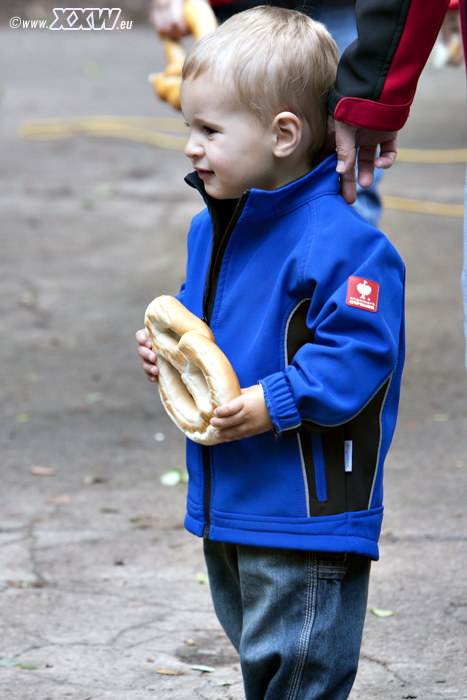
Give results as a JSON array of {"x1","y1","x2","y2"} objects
[{"x1": 1, "y1": 22, "x2": 467, "y2": 700}]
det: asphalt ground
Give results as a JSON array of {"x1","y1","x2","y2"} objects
[{"x1": 0, "y1": 22, "x2": 466, "y2": 700}]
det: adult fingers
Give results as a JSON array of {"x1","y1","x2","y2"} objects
[
  {"x1": 356, "y1": 144, "x2": 377, "y2": 189},
  {"x1": 374, "y1": 134, "x2": 398, "y2": 170},
  {"x1": 335, "y1": 121, "x2": 358, "y2": 175},
  {"x1": 334, "y1": 121, "x2": 358, "y2": 204}
]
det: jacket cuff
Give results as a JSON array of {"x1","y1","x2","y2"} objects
[
  {"x1": 329, "y1": 93, "x2": 412, "y2": 132},
  {"x1": 260, "y1": 373, "x2": 302, "y2": 438}
]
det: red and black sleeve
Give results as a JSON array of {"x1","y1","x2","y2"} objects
[{"x1": 329, "y1": 0, "x2": 454, "y2": 131}]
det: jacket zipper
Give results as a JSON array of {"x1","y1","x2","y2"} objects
[
  {"x1": 202, "y1": 191, "x2": 249, "y2": 538},
  {"x1": 203, "y1": 191, "x2": 249, "y2": 324}
]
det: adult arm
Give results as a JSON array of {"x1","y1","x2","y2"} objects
[{"x1": 329, "y1": 0, "x2": 452, "y2": 203}]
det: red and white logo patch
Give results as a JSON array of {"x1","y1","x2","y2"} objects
[{"x1": 346, "y1": 276, "x2": 379, "y2": 313}]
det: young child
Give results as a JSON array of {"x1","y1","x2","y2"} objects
[{"x1": 137, "y1": 7, "x2": 405, "y2": 699}]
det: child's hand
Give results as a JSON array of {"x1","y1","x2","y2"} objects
[
  {"x1": 210, "y1": 385, "x2": 273, "y2": 442},
  {"x1": 136, "y1": 329, "x2": 159, "y2": 382}
]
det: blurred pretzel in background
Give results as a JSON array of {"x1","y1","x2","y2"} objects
[{"x1": 149, "y1": 0, "x2": 218, "y2": 110}]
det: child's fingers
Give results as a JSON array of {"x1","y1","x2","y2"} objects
[
  {"x1": 212, "y1": 384, "x2": 272, "y2": 442},
  {"x1": 136, "y1": 329, "x2": 158, "y2": 382},
  {"x1": 141, "y1": 359, "x2": 159, "y2": 382},
  {"x1": 136, "y1": 328, "x2": 152, "y2": 347},
  {"x1": 137, "y1": 343, "x2": 158, "y2": 382},
  {"x1": 211, "y1": 415, "x2": 241, "y2": 431},
  {"x1": 213, "y1": 419, "x2": 250, "y2": 442},
  {"x1": 137, "y1": 344, "x2": 156, "y2": 364},
  {"x1": 141, "y1": 358, "x2": 159, "y2": 375},
  {"x1": 213, "y1": 396, "x2": 244, "y2": 419}
]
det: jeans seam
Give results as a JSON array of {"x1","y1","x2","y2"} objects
[{"x1": 285, "y1": 552, "x2": 317, "y2": 700}]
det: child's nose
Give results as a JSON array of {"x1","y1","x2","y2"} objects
[{"x1": 184, "y1": 135, "x2": 204, "y2": 159}]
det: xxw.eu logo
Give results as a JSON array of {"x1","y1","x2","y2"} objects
[{"x1": 49, "y1": 8, "x2": 123, "y2": 30}]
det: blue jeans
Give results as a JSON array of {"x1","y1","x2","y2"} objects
[{"x1": 204, "y1": 540, "x2": 371, "y2": 700}]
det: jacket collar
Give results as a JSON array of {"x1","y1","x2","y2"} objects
[{"x1": 185, "y1": 153, "x2": 340, "y2": 223}]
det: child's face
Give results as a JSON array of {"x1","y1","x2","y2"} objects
[{"x1": 181, "y1": 74, "x2": 280, "y2": 200}]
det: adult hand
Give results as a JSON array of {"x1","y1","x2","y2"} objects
[
  {"x1": 333, "y1": 119, "x2": 398, "y2": 205},
  {"x1": 150, "y1": 0, "x2": 189, "y2": 38}
]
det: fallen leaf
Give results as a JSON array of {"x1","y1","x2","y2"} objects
[
  {"x1": 84, "y1": 475, "x2": 105, "y2": 485},
  {"x1": 191, "y1": 665, "x2": 216, "y2": 673},
  {"x1": 7, "y1": 578, "x2": 43, "y2": 589},
  {"x1": 129, "y1": 515, "x2": 160, "y2": 530},
  {"x1": 100, "y1": 505, "x2": 119, "y2": 513},
  {"x1": 0, "y1": 657, "x2": 20, "y2": 667},
  {"x1": 92, "y1": 182, "x2": 112, "y2": 197},
  {"x1": 184, "y1": 639, "x2": 195, "y2": 646},
  {"x1": 432, "y1": 413, "x2": 450, "y2": 422},
  {"x1": 156, "y1": 669, "x2": 184, "y2": 676},
  {"x1": 18, "y1": 292, "x2": 36, "y2": 307},
  {"x1": 84, "y1": 60, "x2": 101, "y2": 76},
  {"x1": 0, "y1": 657, "x2": 37, "y2": 669},
  {"x1": 16, "y1": 412, "x2": 32, "y2": 423},
  {"x1": 216, "y1": 680, "x2": 236, "y2": 686},
  {"x1": 371, "y1": 608, "x2": 394, "y2": 617},
  {"x1": 30, "y1": 466, "x2": 55, "y2": 476},
  {"x1": 48, "y1": 494, "x2": 71, "y2": 504},
  {"x1": 195, "y1": 572, "x2": 209, "y2": 585},
  {"x1": 161, "y1": 468, "x2": 183, "y2": 486},
  {"x1": 85, "y1": 392, "x2": 102, "y2": 404}
]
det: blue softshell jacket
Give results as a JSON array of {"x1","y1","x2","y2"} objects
[{"x1": 178, "y1": 154, "x2": 405, "y2": 560}]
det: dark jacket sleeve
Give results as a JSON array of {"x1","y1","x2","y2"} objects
[{"x1": 329, "y1": 0, "x2": 452, "y2": 131}]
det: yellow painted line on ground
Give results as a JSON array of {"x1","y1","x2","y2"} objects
[
  {"x1": 397, "y1": 148, "x2": 467, "y2": 164},
  {"x1": 18, "y1": 117, "x2": 466, "y2": 216},
  {"x1": 383, "y1": 195, "x2": 464, "y2": 218},
  {"x1": 18, "y1": 116, "x2": 189, "y2": 151}
]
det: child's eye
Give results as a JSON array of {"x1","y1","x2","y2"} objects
[{"x1": 203, "y1": 126, "x2": 216, "y2": 136}]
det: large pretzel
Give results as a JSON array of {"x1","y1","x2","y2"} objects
[
  {"x1": 145, "y1": 295, "x2": 241, "y2": 445},
  {"x1": 149, "y1": 0, "x2": 218, "y2": 110}
]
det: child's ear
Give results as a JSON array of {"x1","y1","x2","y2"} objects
[{"x1": 272, "y1": 112, "x2": 302, "y2": 158}]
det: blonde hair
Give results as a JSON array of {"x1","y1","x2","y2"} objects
[{"x1": 182, "y1": 6, "x2": 339, "y2": 155}]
